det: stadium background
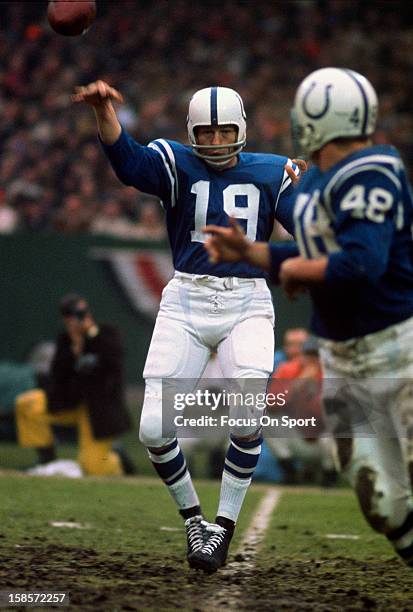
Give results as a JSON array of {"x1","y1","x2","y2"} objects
[{"x1": 1, "y1": 0, "x2": 412, "y2": 383}]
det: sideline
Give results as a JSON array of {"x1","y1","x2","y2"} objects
[{"x1": 203, "y1": 487, "x2": 281, "y2": 611}]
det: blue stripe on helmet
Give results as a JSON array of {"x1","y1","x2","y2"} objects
[
  {"x1": 343, "y1": 69, "x2": 368, "y2": 134},
  {"x1": 210, "y1": 86, "x2": 218, "y2": 125}
]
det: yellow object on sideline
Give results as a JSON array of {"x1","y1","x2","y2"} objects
[{"x1": 15, "y1": 389, "x2": 122, "y2": 476}]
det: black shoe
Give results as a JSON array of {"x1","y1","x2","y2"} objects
[
  {"x1": 188, "y1": 522, "x2": 233, "y2": 573},
  {"x1": 185, "y1": 515, "x2": 209, "y2": 567}
]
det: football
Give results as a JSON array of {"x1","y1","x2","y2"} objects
[{"x1": 47, "y1": 0, "x2": 96, "y2": 36}]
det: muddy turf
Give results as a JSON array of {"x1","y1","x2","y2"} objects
[
  {"x1": 0, "y1": 476, "x2": 412, "y2": 611},
  {"x1": 1, "y1": 543, "x2": 413, "y2": 610}
]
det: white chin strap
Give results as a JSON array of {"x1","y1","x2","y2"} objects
[{"x1": 191, "y1": 140, "x2": 246, "y2": 167}]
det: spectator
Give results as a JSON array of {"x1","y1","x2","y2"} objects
[
  {"x1": 15, "y1": 193, "x2": 50, "y2": 232},
  {"x1": 52, "y1": 194, "x2": 93, "y2": 233},
  {"x1": 90, "y1": 196, "x2": 137, "y2": 239},
  {"x1": 267, "y1": 336, "x2": 337, "y2": 486},
  {"x1": 0, "y1": 1, "x2": 412, "y2": 235},
  {"x1": 131, "y1": 200, "x2": 167, "y2": 241},
  {"x1": 273, "y1": 327, "x2": 309, "y2": 371},
  {"x1": 15, "y1": 294, "x2": 133, "y2": 476},
  {"x1": 0, "y1": 192, "x2": 19, "y2": 233}
]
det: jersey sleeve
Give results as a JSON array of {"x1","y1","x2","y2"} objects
[
  {"x1": 269, "y1": 241, "x2": 299, "y2": 284},
  {"x1": 274, "y1": 159, "x2": 300, "y2": 236},
  {"x1": 100, "y1": 128, "x2": 178, "y2": 207},
  {"x1": 325, "y1": 168, "x2": 401, "y2": 287}
]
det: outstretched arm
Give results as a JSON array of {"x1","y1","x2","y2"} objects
[
  {"x1": 72, "y1": 80, "x2": 123, "y2": 144},
  {"x1": 72, "y1": 81, "x2": 174, "y2": 202}
]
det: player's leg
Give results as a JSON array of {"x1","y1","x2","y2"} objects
[
  {"x1": 217, "y1": 315, "x2": 274, "y2": 515},
  {"x1": 323, "y1": 374, "x2": 413, "y2": 565},
  {"x1": 140, "y1": 317, "x2": 210, "y2": 510},
  {"x1": 336, "y1": 432, "x2": 413, "y2": 559},
  {"x1": 384, "y1": 377, "x2": 413, "y2": 565},
  {"x1": 139, "y1": 309, "x2": 211, "y2": 562},
  {"x1": 190, "y1": 314, "x2": 274, "y2": 572},
  {"x1": 323, "y1": 318, "x2": 413, "y2": 565}
]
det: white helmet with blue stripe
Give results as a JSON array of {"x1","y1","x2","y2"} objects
[
  {"x1": 187, "y1": 86, "x2": 247, "y2": 166},
  {"x1": 292, "y1": 67, "x2": 378, "y2": 157}
]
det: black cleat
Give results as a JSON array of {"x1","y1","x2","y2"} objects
[
  {"x1": 185, "y1": 515, "x2": 209, "y2": 567},
  {"x1": 188, "y1": 522, "x2": 233, "y2": 573}
]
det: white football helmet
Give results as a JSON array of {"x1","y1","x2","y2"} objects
[
  {"x1": 187, "y1": 86, "x2": 247, "y2": 166},
  {"x1": 292, "y1": 67, "x2": 378, "y2": 157}
]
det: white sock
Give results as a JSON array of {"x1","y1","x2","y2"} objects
[
  {"x1": 168, "y1": 471, "x2": 200, "y2": 510},
  {"x1": 217, "y1": 471, "x2": 251, "y2": 522}
]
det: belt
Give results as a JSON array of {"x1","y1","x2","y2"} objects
[{"x1": 174, "y1": 272, "x2": 262, "y2": 290}]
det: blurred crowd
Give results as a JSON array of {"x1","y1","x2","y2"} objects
[
  {"x1": 266, "y1": 327, "x2": 337, "y2": 486},
  {"x1": 1, "y1": 0, "x2": 412, "y2": 238}
]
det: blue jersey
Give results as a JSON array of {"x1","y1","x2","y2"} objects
[
  {"x1": 101, "y1": 128, "x2": 298, "y2": 278},
  {"x1": 291, "y1": 144, "x2": 413, "y2": 341}
]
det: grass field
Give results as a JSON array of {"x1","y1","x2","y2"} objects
[{"x1": 0, "y1": 474, "x2": 413, "y2": 611}]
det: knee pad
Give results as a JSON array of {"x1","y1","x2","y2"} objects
[
  {"x1": 229, "y1": 317, "x2": 274, "y2": 376},
  {"x1": 139, "y1": 379, "x2": 172, "y2": 448},
  {"x1": 143, "y1": 319, "x2": 190, "y2": 379}
]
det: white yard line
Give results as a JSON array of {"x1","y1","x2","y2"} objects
[
  {"x1": 236, "y1": 488, "x2": 281, "y2": 555},
  {"x1": 203, "y1": 487, "x2": 281, "y2": 611}
]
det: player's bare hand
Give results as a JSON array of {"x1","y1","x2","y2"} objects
[
  {"x1": 284, "y1": 158, "x2": 308, "y2": 185},
  {"x1": 202, "y1": 217, "x2": 250, "y2": 264},
  {"x1": 71, "y1": 81, "x2": 124, "y2": 107},
  {"x1": 279, "y1": 257, "x2": 308, "y2": 300}
]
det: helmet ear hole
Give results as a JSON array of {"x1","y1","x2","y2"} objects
[{"x1": 193, "y1": 125, "x2": 203, "y2": 143}]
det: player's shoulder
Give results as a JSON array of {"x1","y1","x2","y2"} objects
[
  {"x1": 148, "y1": 138, "x2": 197, "y2": 176},
  {"x1": 241, "y1": 151, "x2": 289, "y2": 168},
  {"x1": 148, "y1": 138, "x2": 191, "y2": 159},
  {"x1": 325, "y1": 144, "x2": 404, "y2": 194},
  {"x1": 239, "y1": 151, "x2": 291, "y2": 182}
]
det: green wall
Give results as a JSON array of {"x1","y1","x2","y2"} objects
[{"x1": 1, "y1": 234, "x2": 311, "y2": 382}]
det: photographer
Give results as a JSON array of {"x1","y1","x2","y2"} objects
[{"x1": 15, "y1": 294, "x2": 132, "y2": 476}]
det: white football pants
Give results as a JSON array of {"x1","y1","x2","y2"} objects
[
  {"x1": 139, "y1": 272, "x2": 275, "y2": 448},
  {"x1": 320, "y1": 315, "x2": 413, "y2": 534}
]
